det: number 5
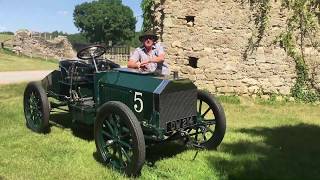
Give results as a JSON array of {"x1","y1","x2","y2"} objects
[{"x1": 134, "y1": 92, "x2": 143, "y2": 113}]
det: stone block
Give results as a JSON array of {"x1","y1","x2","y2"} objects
[
  {"x1": 194, "y1": 68, "x2": 204, "y2": 74},
  {"x1": 180, "y1": 66, "x2": 196, "y2": 74},
  {"x1": 234, "y1": 85, "x2": 249, "y2": 94},
  {"x1": 251, "y1": 94, "x2": 257, "y2": 99},
  {"x1": 269, "y1": 77, "x2": 284, "y2": 87},
  {"x1": 214, "y1": 80, "x2": 228, "y2": 87},
  {"x1": 242, "y1": 78, "x2": 258, "y2": 85},
  {"x1": 217, "y1": 87, "x2": 234, "y2": 93},
  {"x1": 278, "y1": 86, "x2": 291, "y2": 95},
  {"x1": 204, "y1": 47, "x2": 212, "y2": 53},
  {"x1": 163, "y1": 17, "x2": 174, "y2": 27},
  {"x1": 228, "y1": 80, "x2": 242, "y2": 87},
  {"x1": 189, "y1": 75, "x2": 197, "y2": 81},
  {"x1": 248, "y1": 86, "x2": 260, "y2": 93},
  {"x1": 197, "y1": 57, "x2": 209, "y2": 68},
  {"x1": 196, "y1": 74, "x2": 207, "y2": 80},
  {"x1": 216, "y1": 74, "x2": 230, "y2": 80},
  {"x1": 171, "y1": 41, "x2": 182, "y2": 48}
]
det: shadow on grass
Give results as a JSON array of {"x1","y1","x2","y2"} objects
[
  {"x1": 49, "y1": 112, "x2": 94, "y2": 141},
  {"x1": 145, "y1": 141, "x2": 187, "y2": 167},
  {"x1": 208, "y1": 123, "x2": 320, "y2": 180},
  {"x1": 50, "y1": 112, "x2": 188, "y2": 169}
]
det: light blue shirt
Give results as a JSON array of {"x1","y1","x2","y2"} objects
[{"x1": 130, "y1": 43, "x2": 169, "y2": 75}]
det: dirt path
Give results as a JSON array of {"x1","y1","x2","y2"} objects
[{"x1": 0, "y1": 70, "x2": 53, "y2": 84}]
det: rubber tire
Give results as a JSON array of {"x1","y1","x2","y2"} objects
[
  {"x1": 94, "y1": 101, "x2": 145, "y2": 176},
  {"x1": 197, "y1": 90, "x2": 226, "y2": 149},
  {"x1": 23, "y1": 81, "x2": 50, "y2": 133}
]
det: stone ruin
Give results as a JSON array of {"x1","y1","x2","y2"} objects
[
  {"x1": 12, "y1": 29, "x2": 76, "y2": 59},
  {"x1": 152, "y1": 0, "x2": 320, "y2": 96}
]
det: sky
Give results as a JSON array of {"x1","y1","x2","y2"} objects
[{"x1": 0, "y1": 0, "x2": 143, "y2": 33}]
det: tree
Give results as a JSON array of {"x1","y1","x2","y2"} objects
[
  {"x1": 0, "y1": 31, "x2": 14, "y2": 35},
  {"x1": 73, "y1": 0, "x2": 136, "y2": 45},
  {"x1": 67, "y1": 33, "x2": 89, "y2": 45},
  {"x1": 141, "y1": 0, "x2": 154, "y2": 31}
]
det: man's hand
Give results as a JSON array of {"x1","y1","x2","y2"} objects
[
  {"x1": 140, "y1": 60, "x2": 152, "y2": 71},
  {"x1": 140, "y1": 60, "x2": 150, "y2": 66},
  {"x1": 136, "y1": 61, "x2": 141, "y2": 68},
  {"x1": 140, "y1": 56, "x2": 156, "y2": 66}
]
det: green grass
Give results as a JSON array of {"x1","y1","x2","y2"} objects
[
  {"x1": 1, "y1": 84, "x2": 320, "y2": 179},
  {"x1": 217, "y1": 95, "x2": 241, "y2": 105},
  {"x1": 0, "y1": 49, "x2": 57, "y2": 71},
  {"x1": 0, "y1": 34, "x2": 13, "y2": 42}
]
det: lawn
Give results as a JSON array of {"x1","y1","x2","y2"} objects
[
  {"x1": 0, "y1": 49, "x2": 57, "y2": 72},
  {"x1": 0, "y1": 83, "x2": 320, "y2": 180},
  {"x1": 0, "y1": 34, "x2": 13, "y2": 42}
]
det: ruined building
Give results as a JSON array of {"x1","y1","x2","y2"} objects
[
  {"x1": 12, "y1": 30, "x2": 76, "y2": 59},
  {"x1": 152, "y1": 0, "x2": 320, "y2": 96}
]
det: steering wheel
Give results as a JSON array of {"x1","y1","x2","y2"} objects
[{"x1": 77, "y1": 45, "x2": 106, "y2": 60}]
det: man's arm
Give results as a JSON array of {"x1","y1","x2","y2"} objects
[
  {"x1": 127, "y1": 59, "x2": 141, "y2": 69},
  {"x1": 150, "y1": 53, "x2": 165, "y2": 63},
  {"x1": 127, "y1": 49, "x2": 140, "y2": 69},
  {"x1": 140, "y1": 53, "x2": 165, "y2": 66}
]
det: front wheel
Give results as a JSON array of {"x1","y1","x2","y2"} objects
[
  {"x1": 188, "y1": 90, "x2": 226, "y2": 149},
  {"x1": 94, "y1": 101, "x2": 145, "y2": 176}
]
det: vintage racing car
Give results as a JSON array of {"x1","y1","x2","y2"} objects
[{"x1": 23, "y1": 45, "x2": 226, "y2": 176}]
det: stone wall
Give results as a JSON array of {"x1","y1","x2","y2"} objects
[
  {"x1": 12, "y1": 30, "x2": 76, "y2": 59},
  {"x1": 152, "y1": 0, "x2": 320, "y2": 96}
]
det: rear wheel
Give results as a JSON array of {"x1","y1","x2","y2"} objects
[
  {"x1": 94, "y1": 101, "x2": 145, "y2": 176},
  {"x1": 23, "y1": 82, "x2": 50, "y2": 133},
  {"x1": 188, "y1": 90, "x2": 226, "y2": 149}
]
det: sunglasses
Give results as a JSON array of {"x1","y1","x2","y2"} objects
[{"x1": 143, "y1": 36, "x2": 155, "y2": 41}]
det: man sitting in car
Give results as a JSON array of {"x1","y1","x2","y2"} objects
[{"x1": 127, "y1": 31, "x2": 169, "y2": 75}]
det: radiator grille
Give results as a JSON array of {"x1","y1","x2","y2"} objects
[{"x1": 159, "y1": 89, "x2": 197, "y2": 130}]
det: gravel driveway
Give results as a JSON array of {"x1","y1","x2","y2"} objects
[{"x1": 0, "y1": 70, "x2": 53, "y2": 84}]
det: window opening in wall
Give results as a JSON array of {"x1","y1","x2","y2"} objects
[
  {"x1": 185, "y1": 16, "x2": 195, "y2": 26},
  {"x1": 188, "y1": 57, "x2": 198, "y2": 68}
]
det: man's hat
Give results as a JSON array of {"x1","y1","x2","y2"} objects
[{"x1": 139, "y1": 31, "x2": 158, "y2": 42}]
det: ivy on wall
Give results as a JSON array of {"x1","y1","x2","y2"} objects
[
  {"x1": 241, "y1": 0, "x2": 320, "y2": 102},
  {"x1": 278, "y1": 0, "x2": 320, "y2": 102},
  {"x1": 243, "y1": 0, "x2": 271, "y2": 59}
]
